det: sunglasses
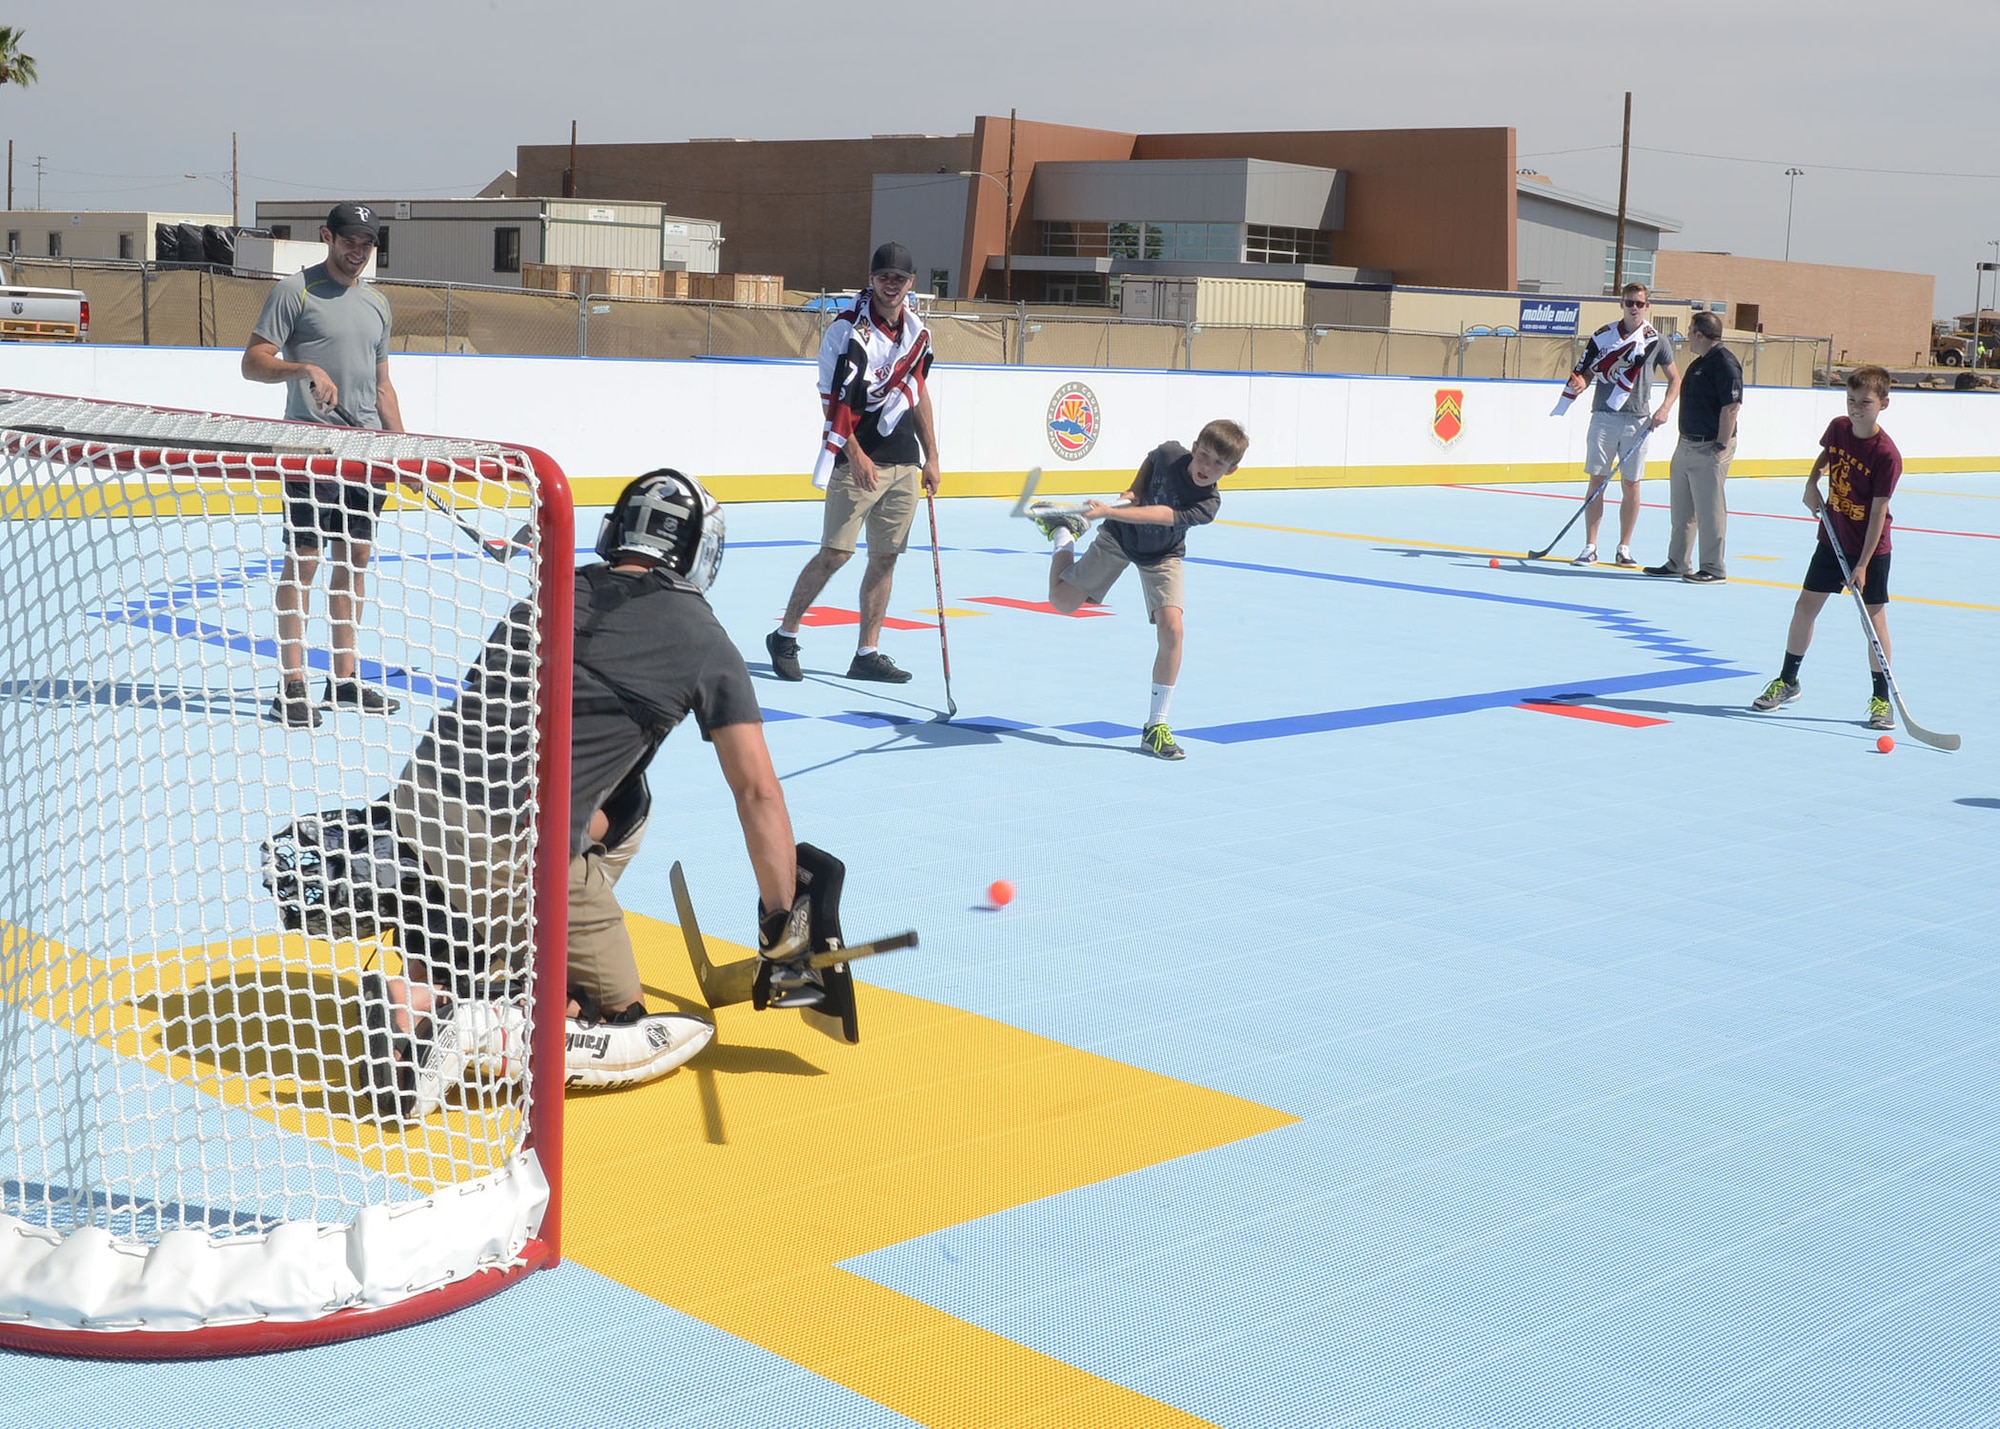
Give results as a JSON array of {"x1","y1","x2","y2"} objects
[{"x1": 1623, "y1": 299, "x2": 1648, "y2": 309}]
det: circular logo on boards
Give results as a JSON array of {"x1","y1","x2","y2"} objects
[{"x1": 1045, "y1": 382, "x2": 1100, "y2": 461}]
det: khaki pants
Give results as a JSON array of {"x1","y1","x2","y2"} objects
[
  {"x1": 566, "y1": 817, "x2": 647, "y2": 1011},
  {"x1": 1667, "y1": 439, "x2": 1731, "y2": 577}
]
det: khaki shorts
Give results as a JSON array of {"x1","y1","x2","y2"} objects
[
  {"x1": 822, "y1": 462, "x2": 922, "y2": 555},
  {"x1": 1585, "y1": 411, "x2": 1651, "y2": 482},
  {"x1": 566, "y1": 817, "x2": 646, "y2": 1010},
  {"x1": 1059, "y1": 536, "x2": 1184, "y2": 623}
]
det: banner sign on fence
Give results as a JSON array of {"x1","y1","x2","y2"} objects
[{"x1": 1518, "y1": 300, "x2": 1581, "y2": 336}]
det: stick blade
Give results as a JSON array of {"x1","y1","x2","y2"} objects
[
  {"x1": 671, "y1": 861, "x2": 759, "y2": 1008},
  {"x1": 1008, "y1": 467, "x2": 1044, "y2": 518}
]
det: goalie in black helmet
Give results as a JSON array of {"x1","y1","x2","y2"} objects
[{"x1": 300, "y1": 469, "x2": 818, "y2": 1116}]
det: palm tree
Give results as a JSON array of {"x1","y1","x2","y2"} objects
[{"x1": 0, "y1": 28, "x2": 37, "y2": 88}]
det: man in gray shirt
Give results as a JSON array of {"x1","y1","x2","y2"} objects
[
  {"x1": 243, "y1": 202, "x2": 404, "y2": 728},
  {"x1": 1561, "y1": 283, "x2": 1681, "y2": 568}
]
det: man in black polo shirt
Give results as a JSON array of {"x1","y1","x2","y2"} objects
[{"x1": 1646, "y1": 310, "x2": 1743, "y2": 584}]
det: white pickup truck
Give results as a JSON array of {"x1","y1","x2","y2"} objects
[{"x1": 0, "y1": 264, "x2": 88, "y2": 341}]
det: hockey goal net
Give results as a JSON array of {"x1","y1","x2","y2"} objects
[{"x1": 0, "y1": 390, "x2": 573, "y2": 1356}]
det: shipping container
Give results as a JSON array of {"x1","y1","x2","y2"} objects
[{"x1": 1119, "y1": 275, "x2": 1306, "y2": 327}]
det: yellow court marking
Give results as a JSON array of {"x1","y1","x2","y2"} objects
[
  {"x1": 916, "y1": 606, "x2": 990, "y2": 618},
  {"x1": 1214, "y1": 518, "x2": 2000, "y2": 613},
  {"x1": 561, "y1": 913, "x2": 1295, "y2": 1428}
]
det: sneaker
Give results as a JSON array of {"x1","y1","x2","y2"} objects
[
  {"x1": 1682, "y1": 570, "x2": 1726, "y2": 585},
  {"x1": 324, "y1": 678, "x2": 400, "y2": 714},
  {"x1": 1642, "y1": 563, "x2": 1682, "y2": 577},
  {"x1": 1140, "y1": 723, "x2": 1186, "y2": 761},
  {"x1": 766, "y1": 629, "x2": 804, "y2": 681},
  {"x1": 1032, "y1": 508, "x2": 1087, "y2": 541},
  {"x1": 846, "y1": 649, "x2": 912, "y2": 683},
  {"x1": 1571, "y1": 546, "x2": 1598, "y2": 567},
  {"x1": 1751, "y1": 677, "x2": 1802, "y2": 712},
  {"x1": 266, "y1": 679, "x2": 322, "y2": 730},
  {"x1": 1867, "y1": 696, "x2": 1895, "y2": 731},
  {"x1": 1612, "y1": 549, "x2": 1640, "y2": 568}
]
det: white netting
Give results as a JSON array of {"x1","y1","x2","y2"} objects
[{"x1": 0, "y1": 391, "x2": 562, "y2": 1337}]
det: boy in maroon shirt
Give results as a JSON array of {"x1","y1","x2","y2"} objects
[{"x1": 1749, "y1": 367, "x2": 1902, "y2": 730}]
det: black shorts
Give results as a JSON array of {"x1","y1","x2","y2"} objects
[
  {"x1": 285, "y1": 480, "x2": 387, "y2": 549},
  {"x1": 1804, "y1": 542, "x2": 1891, "y2": 604}
]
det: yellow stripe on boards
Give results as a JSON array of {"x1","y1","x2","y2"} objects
[{"x1": 560, "y1": 911, "x2": 1293, "y2": 1427}]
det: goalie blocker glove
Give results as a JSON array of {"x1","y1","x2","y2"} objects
[
  {"x1": 752, "y1": 843, "x2": 864, "y2": 1043},
  {"x1": 564, "y1": 985, "x2": 714, "y2": 1090}
]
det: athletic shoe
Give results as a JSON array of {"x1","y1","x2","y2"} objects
[
  {"x1": 324, "y1": 678, "x2": 401, "y2": 714},
  {"x1": 1613, "y1": 549, "x2": 1640, "y2": 568},
  {"x1": 1571, "y1": 546, "x2": 1598, "y2": 567},
  {"x1": 1867, "y1": 696, "x2": 1895, "y2": 730},
  {"x1": 846, "y1": 650, "x2": 913, "y2": 683},
  {"x1": 1140, "y1": 723, "x2": 1186, "y2": 761},
  {"x1": 1751, "y1": 677, "x2": 1801, "y2": 712},
  {"x1": 1642, "y1": 563, "x2": 1682, "y2": 577},
  {"x1": 267, "y1": 680, "x2": 322, "y2": 730},
  {"x1": 1033, "y1": 509, "x2": 1086, "y2": 541},
  {"x1": 766, "y1": 629, "x2": 804, "y2": 681},
  {"x1": 1682, "y1": 570, "x2": 1726, "y2": 585}
]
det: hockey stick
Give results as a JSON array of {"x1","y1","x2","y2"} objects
[
  {"x1": 671, "y1": 861, "x2": 917, "y2": 1010},
  {"x1": 330, "y1": 402, "x2": 530, "y2": 563},
  {"x1": 1815, "y1": 507, "x2": 1959, "y2": 751},
  {"x1": 1007, "y1": 466, "x2": 1044, "y2": 518},
  {"x1": 1526, "y1": 424, "x2": 1651, "y2": 560},
  {"x1": 924, "y1": 490, "x2": 956, "y2": 721}
]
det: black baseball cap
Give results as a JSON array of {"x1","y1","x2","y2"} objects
[
  {"x1": 326, "y1": 203, "x2": 380, "y2": 240},
  {"x1": 870, "y1": 242, "x2": 915, "y2": 276}
]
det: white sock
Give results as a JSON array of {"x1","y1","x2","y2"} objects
[
  {"x1": 855, "y1": 645, "x2": 877, "y2": 657},
  {"x1": 778, "y1": 626, "x2": 799, "y2": 638},
  {"x1": 1148, "y1": 683, "x2": 1174, "y2": 726},
  {"x1": 1052, "y1": 527, "x2": 1076, "y2": 555}
]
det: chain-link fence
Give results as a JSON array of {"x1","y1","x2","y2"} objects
[{"x1": 6, "y1": 255, "x2": 1827, "y2": 385}]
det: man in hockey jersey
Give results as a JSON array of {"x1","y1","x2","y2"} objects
[
  {"x1": 765, "y1": 241, "x2": 941, "y2": 685},
  {"x1": 299, "y1": 470, "x2": 828, "y2": 1117}
]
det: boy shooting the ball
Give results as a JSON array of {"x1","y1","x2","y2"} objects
[{"x1": 1033, "y1": 419, "x2": 1248, "y2": 761}]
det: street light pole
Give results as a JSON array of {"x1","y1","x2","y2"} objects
[{"x1": 1783, "y1": 167, "x2": 1804, "y2": 262}]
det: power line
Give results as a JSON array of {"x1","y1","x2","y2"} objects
[{"x1": 1519, "y1": 142, "x2": 2000, "y2": 182}]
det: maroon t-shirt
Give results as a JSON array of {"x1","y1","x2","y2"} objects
[{"x1": 1817, "y1": 416, "x2": 1901, "y2": 560}]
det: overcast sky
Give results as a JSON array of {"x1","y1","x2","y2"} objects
[{"x1": 7, "y1": 0, "x2": 1997, "y2": 318}]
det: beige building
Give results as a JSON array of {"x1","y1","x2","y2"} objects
[
  {"x1": 3, "y1": 210, "x2": 232, "y2": 262},
  {"x1": 1654, "y1": 252, "x2": 1932, "y2": 366}
]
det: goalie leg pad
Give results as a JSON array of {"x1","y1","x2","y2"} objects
[
  {"x1": 451, "y1": 996, "x2": 531, "y2": 1083},
  {"x1": 565, "y1": 1009, "x2": 714, "y2": 1089},
  {"x1": 356, "y1": 971, "x2": 459, "y2": 1122}
]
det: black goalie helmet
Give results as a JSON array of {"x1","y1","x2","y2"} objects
[{"x1": 596, "y1": 468, "x2": 726, "y2": 592}]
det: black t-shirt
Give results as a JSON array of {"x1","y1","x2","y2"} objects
[
  {"x1": 1106, "y1": 441, "x2": 1222, "y2": 565},
  {"x1": 410, "y1": 566, "x2": 764, "y2": 859},
  {"x1": 566, "y1": 566, "x2": 764, "y2": 853},
  {"x1": 1678, "y1": 345, "x2": 1744, "y2": 440}
]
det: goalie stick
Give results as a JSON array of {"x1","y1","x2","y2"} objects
[
  {"x1": 1816, "y1": 506, "x2": 1960, "y2": 751},
  {"x1": 670, "y1": 858, "x2": 917, "y2": 1045},
  {"x1": 1526, "y1": 424, "x2": 1653, "y2": 561},
  {"x1": 329, "y1": 403, "x2": 531, "y2": 563}
]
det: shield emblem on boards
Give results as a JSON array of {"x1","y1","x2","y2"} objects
[{"x1": 1432, "y1": 388, "x2": 1464, "y2": 449}]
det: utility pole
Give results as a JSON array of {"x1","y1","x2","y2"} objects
[
  {"x1": 566, "y1": 119, "x2": 578, "y2": 199},
  {"x1": 1004, "y1": 107, "x2": 1015, "y2": 303},
  {"x1": 5, "y1": 140, "x2": 10, "y2": 210},
  {"x1": 1612, "y1": 92, "x2": 1631, "y2": 292},
  {"x1": 33, "y1": 153, "x2": 45, "y2": 210},
  {"x1": 231, "y1": 130, "x2": 239, "y2": 227},
  {"x1": 1783, "y1": 167, "x2": 1804, "y2": 261}
]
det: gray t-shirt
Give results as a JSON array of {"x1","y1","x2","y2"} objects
[
  {"x1": 251, "y1": 263, "x2": 394, "y2": 427},
  {"x1": 1588, "y1": 325, "x2": 1675, "y2": 419}
]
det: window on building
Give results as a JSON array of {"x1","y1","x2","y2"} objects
[
  {"x1": 1245, "y1": 224, "x2": 1332, "y2": 265},
  {"x1": 1049, "y1": 220, "x2": 1242, "y2": 263},
  {"x1": 6, "y1": 231, "x2": 18, "y2": 254},
  {"x1": 494, "y1": 227, "x2": 521, "y2": 274},
  {"x1": 47, "y1": 232, "x2": 61, "y2": 258},
  {"x1": 375, "y1": 224, "x2": 390, "y2": 268},
  {"x1": 929, "y1": 268, "x2": 949, "y2": 298},
  {"x1": 269, "y1": 224, "x2": 292, "y2": 240},
  {"x1": 1602, "y1": 246, "x2": 1655, "y2": 293},
  {"x1": 118, "y1": 233, "x2": 135, "y2": 261}
]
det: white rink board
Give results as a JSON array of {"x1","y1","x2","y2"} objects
[{"x1": 6, "y1": 344, "x2": 1999, "y2": 499}]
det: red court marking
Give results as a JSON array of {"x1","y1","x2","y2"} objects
[
  {"x1": 1455, "y1": 486, "x2": 2000, "y2": 541},
  {"x1": 1516, "y1": 701, "x2": 1668, "y2": 728},
  {"x1": 797, "y1": 606, "x2": 935, "y2": 631},
  {"x1": 966, "y1": 597, "x2": 1113, "y2": 617}
]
